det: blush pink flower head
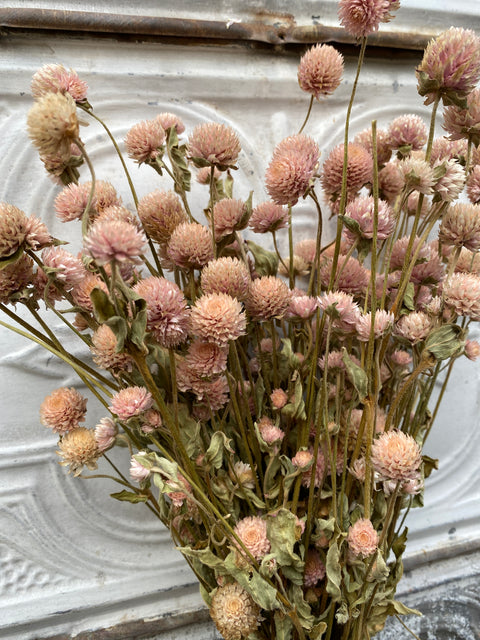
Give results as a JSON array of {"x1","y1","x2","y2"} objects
[
  {"x1": 443, "y1": 88, "x2": 480, "y2": 143},
  {"x1": 321, "y1": 143, "x2": 373, "y2": 200},
  {"x1": 94, "y1": 417, "x2": 118, "y2": 452},
  {"x1": 91, "y1": 324, "x2": 134, "y2": 372},
  {"x1": 125, "y1": 118, "x2": 165, "y2": 164},
  {"x1": 304, "y1": 550, "x2": 326, "y2": 587},
  {"x1": 371, "y1": 431, "x2": 422, "y2": 481},
  {"x1": 84, "y1": 219, "x2": 147, "y2": 265},
  {"x1": 201, "y1": 256, "x2": 250, "y2": 300},
  {"x1": 433, "y1": 159, "x2": 465, "y2": 202},
  {"x1": 395, "y1": 311, "x2": 432, "y2": 343},
  {"x1": 297, "y1": 44, "x2": 344, "y2": 98},
  {"x1": 388, "y1": 114, "x2": 428, "y2": 151},
  {"x1": 0, "y1": 202, "x2": 29, "y2": 258},
  {"x1": 249, "y1": 201, "x2": 288, "y2": 234},
  {"x1": 185, "y1": 340, "x2": 228, "y2": 377},
  {"x1": 318, "y1": 290, "x2": 361, "y2": 333},
  {"x1": 443, "y1": 273, "x2": 480, "y2": 320},
  {"x1": 265, "y1": 134, "x2": 320, "y2": 205},
  {"x1": 294, "y1": 238, "x2": 317, "y2": 265},
  {"x1": 31, "y1": 64, "x2": 88, "y2": 103},
  {"x1": 439, "y1": 202, "x2": 480, "y2": 251},
  {"x1": 320, "y1": 256, "x2": 370, "y2": 295},
  {"x1": 213, "y1": 198, "x2": 248, "y2": 240},
  {"x1": 233, "y1": 516, "x2": 270, "y2": 561},
  {"x1": 344, "y1": 195, "x2": 395, "y2": 243},
  {"x1": 356, "y1": 309, "x2": 394, "y2": 341},
  {"x1": 155, "y1": 112, "x2": 185, "y2": 134},
  {"x1": 188, "y1": 122, "x2": 241, "y2": 168},
  {"x1": 166, "y1": 222, "x2": 214, "y2": 270},
  {"x1": 347, "y1": 518, "x2": 379, "y2": 558},
  {"x1": 138, "y1": 190, "x2": 187, "y2": 245},
  {"x1": 466, "y1": 165, "x2": 480, "y2": 204},
  {"x1": 0, "y1": 254, "x2": 34, "y2": 304},
  {"x1": 338, "y1": 0, "x2": 398, "y2": 39},
  {"x1": 27, "y1": 92, "x2": 79, "y2": 158},
  {"x1": 109, "y1": 386, "x2": 153, "y2": 420},
  {"x1": 246, "y1": 276, "x2": 291, "y2": 321},
  {"x1": 40, "y1": 387, "x2": 87, "y2": 434},
  {"x1": 353, "y1": 127, "x2": 392, "y2": 166},
  {"x1": 190, "y1": 292, "x2": 246, "y2": 345},
  {"x1": 378, "y1": 162, "x2": 404, "y2": 202},
  {"x1": 41, "y1": 246, "x2": 86, "y2": 290}
]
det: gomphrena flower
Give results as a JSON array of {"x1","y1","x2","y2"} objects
[
  {"x1": 353, "y1": 127, "x2": 392, "y2": 166},
  {"x1": 246, "y1": 276, "x2": 291, "y2": 321},
  {"x1": 40, "y1": 387, "x2": 87, "y2": 434},
  {"x1": 356, "y1": 310, "x2": 394, "y2": 341},
  {"x1": 294, "y1": 238, "x2": 317, "y2": 265},
  {"x1": 90, "y1": 180, "x2": 122, "y2": 213},
  {"x1": 466, "y1": 165, "x2": 480, "y2": 204},
  {"x1": 233, "y1": 516, "x2": 270, "y2": 561},
  {"x1": 443, "y1": 273, "x2": 480, "y2": 320},
  {"x1": 433, "y1": 159, "x2": 465, "y2": 202},
  {"x1": 188, "y1": 122, "x2": 241, "y2": 168},
  {"x1": 31, "y1": 64, "x2": 88, "y2": 103},
  {"x1": 455, "y1": 247, "x2": 480, "y2": 275},
  {"x1": 210, "y1": 582, "x2": 260, "y2": 640},
  {"x1": 201, "y1": 256, "x2": 250, "y2": 300},
  {"x1": 347, "y1": 518, "x2": 379, "y2": 558},
  {"x1": 84, "y1": 219, "x2": 147, "y2": 265},
  {"x1": 41, "y1": 246, "x2": 86, "y2": 290},
  {"x1": 125, "y1": 118, "x2": 166, "y2": 164},
  {"x1": 304, "y1": 550, "x2": 326, "y2": 587},
  {"x1": 318, "y1": 290, "x2": 361, "y2": 333},
  {"x1": 0, "y1": 254, "x2": 33, "y2": 304},
  {"x1": 27, "y1": 92, "x2": 79, "y2": 158},
  {"x1": 321, "y1": 143, "x2": 373, "y2": 200},
  {"x1": 0, "y1": 202, "x2": 29, "y2": 258},
  {"x1": 320, "y1": 255, "x2": 370, "y2": 295},
  {"x1": 343, "y1": 195, "x2": 395, "y2": 243},
  {"x1": 286, "y1": 294, "x2": 319, "y2": 321},
  {"x1": 129, "y1": 453, "x2": 151, "y2": 482},
  {"x1": 71, "y1": 273, "x2": 107, "y2": 310},
  {"x1": 94, "y1": 417, "x2": 118, "y2": 452},
  {"x1": 91, "y1": 324, "x2": 134, "y2": 372},
  {"x1": 95, "y1": 204, "x2": 140, "y2": 229},
  {"x1": 213, "y1": 198, "x2": 248, "y2": 240},
  {"x1": 190, "y1": 292, "x2": 246, "y2": 346},
  {"x1": 297, "y1": 44, "x2": 344, "y2": 98},
  {"x1": 57, "y1": 427, "x2": 99, "y2": 476},
  {"x1": 398, "y1": 156, "x2": 435, "y2": 195},
  {"x1": 439, "y1": 202, "x2": 480, "y2": 251},
  {"x1": 185, "y1": 340, "x2": 228, "y2": 377},
  {"x1": 265, "y1": 134, "x2": 320, "y2": 205},
  {"x1": 138, "y1": 190, "x2": 187, "y2": 245},
  {"x1": 166, "y1": 222, "x2": 214, "y2": 270},
  {"x1": 371, "y1": 431, "x2": 422, "y2": 482},
  {"x1": 109, "y1": 386, "x2": 153, "y2": 420},
  {"x1": 378, "y1": 162, "x2": 404, "y2": 202},
  {"x1": 395, "y1": 311, "x2": 432, "y2": 343},
  {"x1": 134, "y1": 277, "x2": 190, "y2": 348},
  {"x1": 25, "y1": 216, "x2": 52, "y2": 251},
  {"x1": 430, "y1": 137, "x2": 467, "y2": 164},
  {"x1": 417, "y1": 27, "x2": 480, "y2": 105},
  {"x1": 338, "y1": 0, "x2": 399, "y2": 39},
  {"x1": 387, "y1": 114, "x2": 428, "y2": 152},
  {"x1": 155, "y1": 112, "x2": 185, "y2": 134},
  {"x1": 270, "y1": 389, "x2": 289, "y2": 410},
  {"x1": 443, "y1": 88, "x2": 480, "y2": 144},
  {"x1": 465, "y1": 339, "x2": 480, "y2": 361}
]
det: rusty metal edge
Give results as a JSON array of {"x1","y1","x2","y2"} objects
[{"x1": 0, "y1": 7, "x2": 437, "y2": 49}]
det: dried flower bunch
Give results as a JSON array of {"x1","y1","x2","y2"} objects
[{"x1": 2, "y1": 2, "x2": 480, "y2": 639}]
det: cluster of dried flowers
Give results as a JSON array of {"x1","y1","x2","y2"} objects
[{"x1": 1, "y1": 2, "x2": 480, "y2": 639}]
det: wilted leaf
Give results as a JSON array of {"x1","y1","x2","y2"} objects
[
  {"x1": 110, "y1": 490, "x2": 148, "y2": 503},
  {"x1": 326, "y1": 538, "x2": 343, "y2": 602},
  {"x1": 342, "y1": 348, "x2": 368, "y2": 401},
  {"x1": 246, "y1": 240, "x2": 278, "y2": 276},
  {"x1": 424, "y1": 324, "x2": 465, "y2": 360}
]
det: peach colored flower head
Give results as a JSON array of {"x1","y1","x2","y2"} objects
[
  {"x1": 55, "y1": 182, "x2": 94, "y2": 222},
  {"x1": 40, "y1": 387, "x2": 87, "y2": 434},
  {"x1": 196, "y1": 166, "x2": 222, "y2": 184},
  {"x1": 443, "y1": 88, "x2": 480, "y2": 142},
  {"x1": 301, "y1": 448, "x2": 327, "y2": 488},
  {"x1": 138, "y1": 190, "x2": 187, "y2": 244},
  {"x1": 431, "y1": 137, "x2": 468, "y2": 165},
  {"x1": 371, "y1": 431, "x2": 422, "y2": 481},
  {"x1": 433, "y1": 159, "x2": 465, "y2": 202},
  {"x1": 297, "y1": 44, "x2": 344, "y2": 98},
  {"x1": 356, "y1": 310, "x2": 394, "y2": 341},
  {"x1": 185, "y1": 340, "x2": 228, "y2": 377},
  {"x1": 31, "y1": 64, "x2": 88, "y2": 102},
  {"x1": 294, "y1": 238, "x2": 317, "y2": 265},
  {"x1": 338, "y1": 0, "x2": 398, "y2": 38},
  {"x1": 388, "y1": 114, "x2": 428, "y2": 151},
  {"x1": 391, "y1": 349, "x2": 412, "y2": 368},
  {"x1": 455, "y1": 248, "x2": 480, "y2": 275},
  {"x1": 210, "y1": 582, "x2": 260, "y2": 640},
  {"x1": 0, "y1": 202, "x2": 29, "y2": 258},
  {"x1": 278, "y1": 255, "x2": 309, "y2": 279},
  {"x1": 286, "y1": 294, "x2": 319, "y2": 321},
  {"x1": 292, "y1": 449, "x2": 313, "y2": 468},
  {"x1": 71, "y1": 273, "x2": 107, "y2": 310},
  {"x1": 41, "y1": 246, "x2": 86, "y2": 290},
  {"x1": 398, "y1": 157, "x2": 435, "y2": 195},
  {"x1": 84, "y1": 219, "x2": 147, "y2": 265},
  {"x1": 354, "y1": 127, "x2": 392, "y2": 166},
  {"x1": 109, "y1": 386, "x2": 153, "y2": 420},
  {"x1": 134, "y1": 276, "x2": 190, "y2": 348},
  {"x1": 389, "y1": 235, "x2": 428, "y2": 271},
  {"x1": 95, "y1": 204, "x2": 140, "y2": 229},
  {"x1": 249, "y1": 201, "x2": 288, "y2": 234},
  {"x1": 155, "y1": 112, "x2": 185, "y2": 134},
  {"x1": 90, "y1": 180, "x2": 121, "y2": 213},
  {"x1": 25, "y1": 216, "x2": 52, "y2": 251},
  {"x1": 94, "y1": 417, "x2": 118, "y2": 452},
  {"x1": 130, "y1": 453, "x2": 151, "y2": 482},
  {"x1": 443, "y1": 273, "x2": 480, "y2": 320},
  {"x1": 190, "y1": 292, "x2": 246, "y2": 345},
  {"x1": 350, "y1": 456, "x2": 367, "y2": 482},
  {"x1": 229, "y1": 461, "x2": 255, "y2": 489},
  {"x1": 347, "y1": 518, "x2": 379, "y2": 558},
  {"x1": 320, "y1": 256, "x2": 370, "y2": 295},
  {"x1": 265, "y1": 134, "x2": 320, "y2": 205},
  {"x1": 417, "y1": 27, "x2": 480, "y2": 105},
  {"x1": 188, "y1": 122, "x2": 241, "y2": 167},
  {"x1": 57, "y1": 427, "x2": 99, "y2": 476},
  {"x1": 166, "y1": 222, "x2": 214, "y2": 270},
  {"x1": 304, "y1": 550, "x2": 326, "y2": 587},
  {"x1": 246, "y1": 276, "x2": 291, "y2": 321},
  {"x1": 395, "y1": 311, "x2": 432, "y2": 343},
  {"x1": 321, "y1": 143, "x2": 373, "y2": 200},
  {"x1": 344, "y1": 195, "x2": 395, "y2": 243},
  {"x1": 125, "y1": 118, "x2": 165, "y2": 164},
  {"x1": 40, "y1": 142, "x2": 82, "y2": 180},
  {"x1": 465, "y1": 339, "x2": 480, "y2": 361},
  {"x1": 27, "y1": 92, "x2": 79, "y2": 158},
  {"x1": 213, "y1": 198, "x2": 248, "y2": 240},
  {"x1": 233, "y1": 516, "x2": 270, "y2": 561},
  {"x1": 0, "y1": 254, "x2": 34, "y2": 304},
  {"x1": 91, "y1": 324, "x2": 134, "y2": 372},
  {"x1": 378, "y1": 162, "x2": 404, "y2": 202},
  {"x1": 466, "y1": 165, "x2": 480, "y2": 205},
  {"x1": 258, "y1": 417, "x2": 285, "y2": 444},
  {"x1": 201, "y1": 256, "x2": 250, "y2": 300},
  {"x1": 439, "y1": 202, "x2": 480, "y2": 251},
  {"x1": 270, "y1": 388, "x2": 288, "y2": 409}
]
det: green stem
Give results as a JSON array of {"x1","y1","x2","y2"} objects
[
  {"x1": 298, "y1": 94, "x2": 315, "y2": 135},
  {"x1": 74, "y1": 137, "x2": 96, "y2": 236}
]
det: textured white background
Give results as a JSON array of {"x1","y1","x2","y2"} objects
[{"x1": 0, "y1": 2, "x2": 479, "y2": 638}]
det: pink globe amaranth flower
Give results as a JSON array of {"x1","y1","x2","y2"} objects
[
  {"x1": 201, "y1": 257, "x2": 250, "y2": 301},
  {"x1": 347, "y1": 518, "x2": 379, "y2": 558},
  {"x1": 318, "y1": 349, "x2": 360, "y2": 372},
  {"x1": 246, "y1": 276, "x2": 291, "y2": 321},
  {"x1": 249, "y1": 201, "x2": 288, "y2": 234},
  {"x1": 466, "y1": 165, "x2": 480, "y2": 205},
  {"x1": 57, "y1": 428, "x2": 99, "y2": 476},
  {"x1": 0, "y1": 202, "x2": 29, "y2": 258},
  {"x1": 297, "y1": 44, "x2": 344, "y2": 98},
  {"x1": 443, "y1": 88, "x2": 480, "y2": 144},
  {"x1": 344, "y1": 195, "x2": 395, "y2": 243},
  {"x1": 320, "y1": 255, "x2": 370, "y2": 296},
  {"x1": 40, "y1": 387, "x2": 87, "y2": 434},
  {"x1": 353, "y1": 127, "x2": 392, "y2": 166},
  {"x1": 338, "y1": 0, "x2": 398, "y2": 38},
  {"x1": 196, "y1": 165, "x2": 222, "y2": 184},
  {"x1": 138, "y1": 190, "x2": 187, "y2": 245},
  {"x1": 417, "y1": 27, "x2": 480, "y2": 106},
  {"x1": 398, "y1": 156, "x2": 435, "y2": 195},
  {"x1": 233, "y1": 516, "x2": 270, "y2": 561},
  {"x1": 190, "y1": 292, "x2": 246, "y2": 346},
  {"x1": 166, "y1": 222, "x2": 214, "y2": 270},
  {"x1": 455, "y1": 248, "x2": 480, "y2": 275},
  {"x1": 286, "y1": 294, "x2": 319, "y2": 321},
  {"x1": 439, "y1": 202, "x2": 480, "y2": 251},
  {"x1": 40, "y1": 142, "x2": 82, "y2": 181},
  {"x1": 55, "y1": 182, "x2": 95, "y2": 222},
  {"x1": 210, "y1": 582, "x2": 261, "y2": 640},
  {"x1": 0, "y1": 254, "x2": 34, "y2": 304},
  {"x1": 278, "y1": 255, "x2": 309, "y2": 279},
  {"x1": 356, "y1": 309, "x2": 394, "y2": 341},
  {"x1": 265, "y1": 134, "x2": 320, "y2": 205},
  {"x1": 388, "y1": 114, "x2": 428, "y2": 151},
  {"x1": 371, "y1": 430, "x2": 422, "y2": 482},
  {"x1": 95, "y1": 204, "x2": 140, "y2": 229},
  {"x1": 188, "y1": 122, "x2": 241, "y2": 168},
  {"x1": 91, "y1": 324, "x2": 134, "y2": 372},
  {"x1": 185, "y1": 340, "x2": 228, "y2": 377},
  {"x1": 84, "y1": 218, "x2": 147, "y2": 265},
  {"x1": 125, "y1": 118, "x2": 165, "y2": 164},
  {"x1": 301, "y1": 448, "x2": 327, "y2": 488},
  {"x1": 109, "y1": 386, "x2": 153, "y2": 420},
  {"x1": 94, "y1": 417, "x2": 118, "y2": 452},
  {"x1": 130, "y1": 453, "x2": 151, "y2": 482},
  {"x1": 431, "y1": 137, "x2": 468, "y2": 165},
  {"x1": 350, "y1": 456, "x2": 366, "y2": 482},
  {"x1": 24, "y1": 216, "x2": 52, "y2": 251},
  {"x1": 389, "y1": 235, "x2": 429, "y2": 271},
  {"x1": 304, "y1": 550, "x2": 326, "y2": 587},
  {"x1": 213, "y1": 198, "x2": 248, "y2": 240},
  {"x1": 258, "y1": 417, "x2": 285, "y2": 444},
  {"x1": 27, "y1": 92, "x2": 79, "y2": 158},
  {"x1": 41, "y1": 246, "x2": 86, "y2": 290},
  {"x1": 155, "y1": 112, "x2": 185, "y2": 134},
  {"x1": 270, "y1": 388, "x2": 288, "y2": 409},
  {"x1": 71, "y1": 273, "x2": 107, "y2": 310},
  {"x1": 193, "y1": 375, "x2": 230, "y2": 411},
  {"x1": 433, "y1": 159, "x2": 465, "y2": 202},
  {"x1": 134, "y1": 276, "x2": 190, "y2": 348},
  {"x1": 31, "y1": 64, "x2": 88, "y2": 103},
  {"x1": 90, "y1": 180, "x2": 122, "y2": 213},
  {"x1": 378, "y1": 162, "x2": 404, "y2": 202},
  {"x1": 294, "y1": 238, "x2": 317, "y2": 265},
  {"x1": 443, "y1": 273, "x2": 480, "y2": 320},
  {"x1": 391, "y1": 349, "x2": 412, "y2": 368},
  {"x1": 292, "y1": 449, "x2": 313, "y2": 469},
  {"x1": 321, "y1": 143, "x2": 373, "y2": 200},
  {"x1": 465, "y1": 339, "x2": 480, "y2": 361},
  {"x1": 395, "y1": 311, "x2": 432, "y2": 343}
]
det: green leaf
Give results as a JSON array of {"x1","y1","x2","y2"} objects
[
  {"x1": 338, "y1": 215, "x2": 362, "y2": 236},
  {"x1": 110, "y1": 490, "x2": 148, "y2": 503},
  {"x1": 224, "y1": 171, "x2": 234, "y2": 199},
  {"x1": 205, "y1": 431, "x2": 234, "y2": 469},
  {"x1": 335, "y1": 601, "x2": 349, "y2": 625},
  {"x1": 246, "y1": 240, "x2": 278, "y2": 277},
  {"x1": 342, "y1": 348, "x2": 368, "y2": 401},
  {"x1": 326, "y1": 538, "x2": 343, "y2": 602},
  {"x1": 224, "y1": 553, "x2": 280, "y2": 610},
  {"x1": 424, "y1": 324, "x2": 465, "y2": 360},
  {"x1": 129, "y1": 305, "x2": 147, "y2": 350},
  {"x1": 267, "y1": 509, "x2": 304, "y2": 581},
  {"x1": 391, "y1": 526, "x2": 408, "y2": 560},
  {"x1": 422, "y1": 454, "x2": 438, "y2": 478},
  {"x1": 370, "y1": 550, "x2": 389, "y2": 583},
  {"x1": 281, "y1": 373, "x2": 306, "y2": 420},
  {"x1": 310, "y1": 621, "x2": 328, "y2": 639},
  {"x1": 105, "y1": 316, "x2": 128, "y2": 352},
  {"x1": 388, "y1": 600, "x2": 422, "y2": 617},
  {"x1": 180, "y1": 546, "x2": 225, "y2": 570},
  {"x1": 403, "y1": 282, "x2": 415, "y2": 312},
  {"x1": 0, "y1": 246, "x2": 24, "y2": 270},
  {"x1": 274, "y1": 611, "x2": 293, "y2": 640},
  {"x1": 90, "y1": 287, "x2": 116, "y2": 322},
  {"x1": 289, "y1": 583, "x2": 314, "y2": 628}
]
